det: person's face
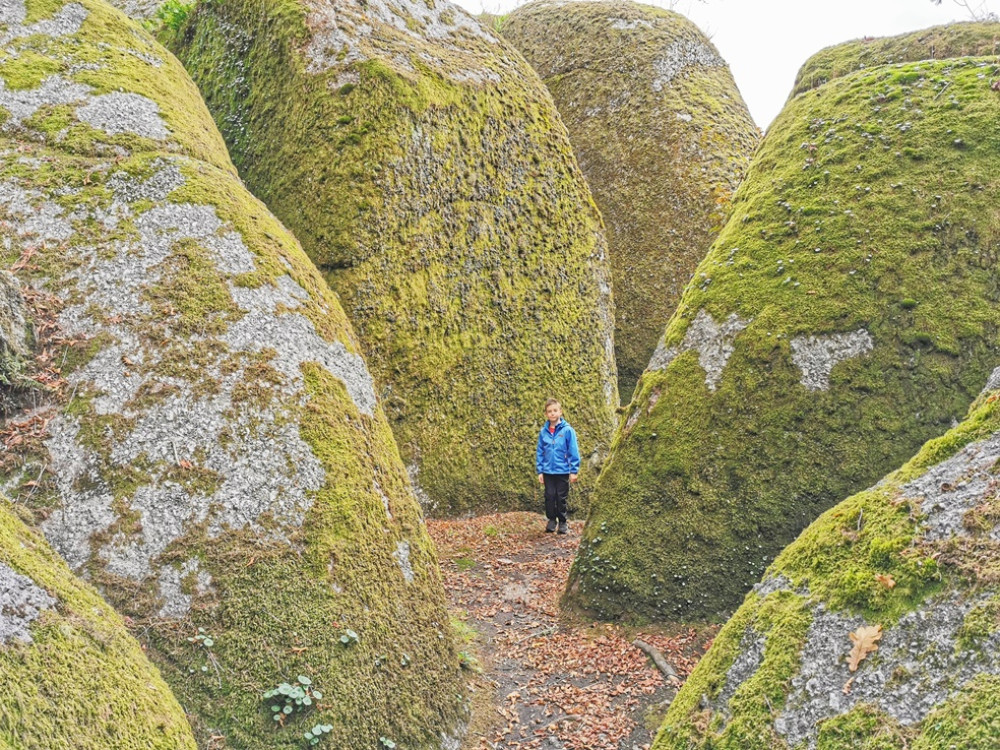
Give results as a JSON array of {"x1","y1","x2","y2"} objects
[{"x1": 545, "y1": 403, "x2": 562, "y2": 424}]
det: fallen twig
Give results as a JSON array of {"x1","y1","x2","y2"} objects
[{"x1": 633, "y1": 639, "x2": 678, "y2": 680}]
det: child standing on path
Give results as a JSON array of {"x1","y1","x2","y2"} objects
[{"x1": 536, "y1": 398, "x2": 580, "y2": 535}]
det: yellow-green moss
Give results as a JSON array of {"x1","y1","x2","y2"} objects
[
  {"x1": 654, "y1": 390, "x2": 1000, "y2": 749},
  {"x1": 502, "y1": 0, "x2": 759, "y2": 399},
  {"x1": 567, "y1": 51, "x2": 1000, "y2": 622},
  {"x1": 0, "y1": 497, "x2": 196, "y2": 749},
  {"x1": 165, "y1": 0, "x2": 619, "y2": 516},
  {"x1": 792, "y1": 22, "x2": 1000, "y2": 97},
  {"x1": 1, "y1": 1, "x2": 467, "y2": 747}
]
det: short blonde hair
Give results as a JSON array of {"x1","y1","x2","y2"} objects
[{"x1": 544, "y1": 398, "x2": 560, "y2": 409}]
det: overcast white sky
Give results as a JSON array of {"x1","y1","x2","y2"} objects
[{"x1": 456, "y1": 0, "x2": 998, "y2": 130}]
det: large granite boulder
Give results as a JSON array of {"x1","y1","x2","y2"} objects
[
  {"x1": 0, "y1": 495, "x2": 196, "y2": 749},
  {"x1": 164, "y1": 0, "x2": 619, "y2": 516},
  {"x1": 565, "y1": 31, "x2": 1000, "y2": 622},
  {"x1": 0, "y1": 1, "x2": 465, "y2": 747},
  {"x1": 502, "y1": 0, "x2": 759, "y2": 399},
  {"x1": 792, "y1": 21, "x2": 1000, "y2": 96},
  {"x1": 656, "y1": 369, "x2": 1000, "y2": 749}
]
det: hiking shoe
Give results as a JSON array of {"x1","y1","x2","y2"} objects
[
  {"x1": 545, "y1": 519, "x2": 557, "y2": 533},
  {"x1": 557, "y1": 521, "x2": 568, "y2": 535}
]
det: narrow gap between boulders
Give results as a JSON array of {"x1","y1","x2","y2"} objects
[{"x1": 427, "y1": 513, "x2": 718, "y2": 750}]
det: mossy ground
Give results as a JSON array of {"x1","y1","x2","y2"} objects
[
  {"x1": 1, "y1": 1, "x2": 467, "y2": 747},
  {"x1": 502, "y1": 0, "x2": 758, "y2": 400},
  {"x1": 0, "y1": 497, "x2": 196, "y2": 749},
  {"x1": 566, "y1": 51, "x2": 1000, "y2": 623},
  {"x1": 164, "y1": 0, "x2": 619, "y2": 516},
  {"x1": 654, "y1": 387, "x2": 1000, "y2": 750}
]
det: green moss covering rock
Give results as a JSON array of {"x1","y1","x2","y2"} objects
[
  {"x1": 0, "y1": 1, "x2": 465, "y2": 747},
  {"x1": 501, "y1": 0, "x2": 758, "y2": 400},
  {"x1": 164, "y1": 0, "x2": 619, "y2": 516},
  {"x1": 655, "y1": 370, "x2": 1000, "y2": 749},
  {"x1": 565, "y1": 35, "x2": 1000, "y2": 622},
  {"x1": 0, "y1": 495, "x2": 196, "y2": 749},
  {"x1": 792, "y1": 21, "x2": 1000, "y2": 97}
]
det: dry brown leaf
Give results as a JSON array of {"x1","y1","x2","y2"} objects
[
  {"x1": 874, "y1": 573, "x2": 896, "y2": 589},
  {"x1": 842, "y1": 676, "x2": 855, "y2": 694},
  {"x1": 847, "y1": 624, "x2": 883, "y2": 672}
]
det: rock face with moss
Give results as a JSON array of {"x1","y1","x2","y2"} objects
[
  {"x1": 0, "y1": 1, "x2": 465, "y2": 747},
  {"x1": 165, "y1": 0, "x2": 619, "y2": 515},
  {"x1": 501, "y1": 0, "x2": 758, "y2": 399},
  {"x1": 792, "y1": 22, "x2": 1000, "y2": 97},
  {"x1": 0, "y1": 496, "x2": 196, "y2": 749},
  {"x1": 565, "y1": 32, "x2": 1000, "y2": 622},
  {"x1": 656, "y1": 370, "x2": 1000, "y2": 749}
]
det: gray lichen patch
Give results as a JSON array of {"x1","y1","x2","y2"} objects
[
  {"x1": 394, "y1": 539, "x2": 414, "y2": 583},
  {"x1": 899, "y1": 430, "x2": 1000, "y2": 541},
  {"x1": 303, "y1": 0, "x2": 498, "y2": 81},
  {"x1": 714, "y1": 627, "x2": 766, "y2": 716},
  {"x1": 0, "y1": 561, "x2": 56, "y2": 645},
  {"x1": 982, "y1": 366, "x2": 1000, "y2": 396},
  {"x1": 0, "y1": 1, "x2": 87, "y2": 45},
  {"x1": 752, "y1": 574, "x2": 795, "y2": 598},
  {"x1": 157, "y1": 557, "x2": 213, "y2": 618},
  {"x1": 0, "y1": 76, "x2": 169, "y2": 142},
  {"x1": 9, "y1": 163, "x2": 373, "y2": 615},
  {"x1": 773, "y1": 595, "x2": 1000, "y2": 749},
  {"x1": 651, "y1": 39, "x2": 725, "y2": 92},
  {"x1": 76, "y1": 92, "x2": 170, "y2": 140},
  {"x1": 106, "y1": 0, "x2": 165, "y2": 21},
  {"x1": 0, "y1": 76, "x2": 90, "y2": 128},
  {"x1": 0, "y1": 269, "x2": 26, "y2": 357},
  {"x1": 790, "y1": 329, "x2": 874, "y2": 391},
  {"x1": 648, "y1": 310, "x2": 751, "y2": 391},
  {"x1": 0, "y1": 179, "x2": 75, "y2": 243}
]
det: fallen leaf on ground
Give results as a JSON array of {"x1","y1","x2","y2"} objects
[{"x1": 847, "y1": 624, "x2": 883, "y2": 672}]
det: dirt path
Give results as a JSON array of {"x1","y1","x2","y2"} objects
[{"x1": 427, "y1": 513, "x2": 717, "y2": 750}]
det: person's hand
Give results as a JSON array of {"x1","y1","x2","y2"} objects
[
  {"x1": 538, "y1": 474, "x2": 544, "y2": 485},
  {"x1": 570, "y1": 473, "x2": 578, "y2": 483}
]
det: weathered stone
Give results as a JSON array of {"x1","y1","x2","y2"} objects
[
  {"x1": 566, "y1": 27, "x2": 1000, "y2": 622},
  {"x1": 0, "y1": 1, "x2": 464, "y2": 747},
  {"x1": 657, "y1": 378, "x2": 1000, "y2": 749},
  {"x1": 165, "y1": 0, "x2": 619, "y2": 516},
  {"x1": 0, "y1": 495, "x2": 196, "y2": 748},
  {"x1": 502, "y1": 0, "x2": 758, "y2": 399},
  {"x1": 0, "y1": 270, "x2": 25, "y2": 359}
]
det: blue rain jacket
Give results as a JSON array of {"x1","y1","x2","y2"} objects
[{"x1": 536, "y1": 419, "x2": 580, "y2": 475}]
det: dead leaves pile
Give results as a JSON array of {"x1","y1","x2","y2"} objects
[{"x1": 428, "y1": 513, "x2": 715, "y2": 750}]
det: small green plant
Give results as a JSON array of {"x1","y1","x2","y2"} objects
[
  {"x1": 482, "y1": 524, "x2": 499, "y2": 537},
  {"x1": 339, "y1": 628, "x2": 359, "y2": 646},
  {"x1": 263, "y1": 676, "x2": 324, "y2": 725},
  {"x1": 458, "y1": 650, "x2": 480, "y2": 672},
  {"x1": 143, "y1": 0, "x2": 195, "y2": 34},
  {"x1": 186, "y1": 627, "x2": 216, "y2": 674},
  {"x1": 454, "y1": 557, "x2": 476, "y2": 571},
  {"x1": 187, "y1": 627, "x2": 215, "y2": 649},
  {"x1": 302, "y1": 723, "x2": 334, "y2": 746}
]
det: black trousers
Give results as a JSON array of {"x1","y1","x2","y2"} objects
[{"x1": 543, "y1": 473, "x2": 569, "y2": 522}]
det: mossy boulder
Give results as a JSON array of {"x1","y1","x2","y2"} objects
[
  {"x1": 0, "y1": 1, "x2": 465, "y2": 747},
  {"x1": 501, "y1": 0, "x2": 759, "y2": 400},
  {"x1": 792, "y1": 21, "x2": 1000, "y2": 97},
  {"x1": 164, "y1": 0, "x2": 619, "y2": 516},
  {"x1": 655, "y1": 369, "x2": 1000, "y2": 749},
  {"x1": 0, "y1": 495, "x2": 196, "y2": 749},
  {"x1": 565, "y1": 36, "x2": 1000, "y2": 622}
]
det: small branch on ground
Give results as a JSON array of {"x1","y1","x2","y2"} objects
[{"x1": 633, "y1": 639, "x2": 679, "y2": 681}]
